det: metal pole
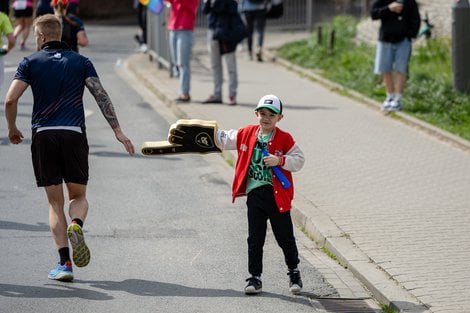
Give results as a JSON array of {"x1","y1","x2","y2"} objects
[
  {"x1": 306, "y1": 0, "x2": 313, "y2": 31},
  {"x1": 452, "y1": 0, "x2": 470, "y2": 93}
]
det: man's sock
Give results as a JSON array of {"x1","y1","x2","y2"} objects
[
  {"x1": 58, "y1": 247, "x2": 71, "y2": 265},
  {"x1": 71, "y1": 218, "x2": 83, "y2": 228},
  {"x1": 386, "y1": 93, "x2": 394, "y2": 101},
  {"x1": 394, "y1": 93, "x2": 402, "y2": 101}
]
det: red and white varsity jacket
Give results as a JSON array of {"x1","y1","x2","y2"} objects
[{"x1": 217, "y1": 124, "x2": 305, "y2": 212}]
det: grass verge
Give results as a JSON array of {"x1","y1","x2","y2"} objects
[{"x1": 277, "y1": 15, "x2": 470, "y2": 141}]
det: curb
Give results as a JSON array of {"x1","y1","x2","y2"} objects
[
  {"x1": 291, "y1": 195, "x2": 431, "y2": 313},
  {"x1": 125, "y1": 52, "x2": 432, "y2": 313}
]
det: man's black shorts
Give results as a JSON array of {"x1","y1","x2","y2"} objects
[{"x1": 31, "y1": 129, "x2": 89, "y2": 187}]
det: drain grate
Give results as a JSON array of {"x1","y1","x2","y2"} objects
[{"x1": 310, "y1": 298, "x2": 381, "y2": 313}]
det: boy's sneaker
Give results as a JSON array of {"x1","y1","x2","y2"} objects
[
  {"x1": 48, "y1": 261, "x2": 74, "y2": 281},
  {"x1": 67, "y1": 222, "x2": 90, "y2": 267},
  {"x1": 244, "y1": 276, "x2": 262, "y2": 295},
  {"x1": 381, "y1": 97, "x2": 393, "y2": 112},
  {"x1": 389, "y1": 99, "x2": 402, "y2": 112},
  {"x1": 288, "y1": 269, "x2": 303, "y2": 294}
]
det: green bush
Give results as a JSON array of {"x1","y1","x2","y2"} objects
[{"x1": 277, "y1": 16, "x2": 470, "y2": 141}]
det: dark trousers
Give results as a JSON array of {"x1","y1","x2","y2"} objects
[
  {"x1": 246, "y1": 185, "x2": 300, "y2": 276},
  {"x1": 243, "y1": 10, "x2": 267, "y2": 55},
  {"x1": 137, "y1": 3, "x2": 147, "y2": 44}
]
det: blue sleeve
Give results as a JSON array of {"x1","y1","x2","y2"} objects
[
  {"x1": 70, "y1": 16, "x2": 85, "y2": 32},
  {"x1": 14, "y1": 57, "x2": 31, "y2": 84},
  {"x1": 84, "y1": 58, "x2": 98, "y2": 79}
]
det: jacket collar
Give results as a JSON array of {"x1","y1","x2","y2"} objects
[{"x1": 41, "y1": 41, "x2": 71, "y2": 51}]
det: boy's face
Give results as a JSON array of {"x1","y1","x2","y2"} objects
[{"x1": 255, "y1": 108, "x2": 283, "y2": 133}]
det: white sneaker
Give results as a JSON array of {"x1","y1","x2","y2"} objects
[
  {"x1": 389, "y1": 99, "x2": 402, "y2": 112},
  {"x1": 381, "y1": 98, "x2": 393, "y2": 112},
  {"x1": 138, "y1": 43, "x2": 148, "y2": 53}
]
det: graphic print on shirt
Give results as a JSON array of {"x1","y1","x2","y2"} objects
[{"x1": 247, "y1": 140, "x2": 272, "y2": 184}]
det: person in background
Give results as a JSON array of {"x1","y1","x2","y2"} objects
[
  {"x1": 12, "y1": 0, "x2": 35, "y2": 50},
  {"x1": 0, "y1": 10, "x2": 16, "y2": 88},
  {"x1": 67, "y1": 0, "x2": 79, "y2": 15},
  {"x1": 371, "y1": 0, "x2": 420, "y2": 112},
  {"x1": 240, "y1": 0, "x2": 268, "y2": 62},
  {"x1": 202, "y1": 0, "x2": 247, "y2": 106},
  {"x1": 133, "y1": 0, "x2": 147, "y2": 52},
  {"x1": 36, "y1": 0, "x2": 53, "y2": 16},
  {"x1": 52, "y1": 0, "x2": 88, "y2": 53},
  {"x1": 0, "y1": 0, "x2": 10, "y2": 14},
  {"x1": 165, "y1": 0, "x2": 199, "y2": 103}
]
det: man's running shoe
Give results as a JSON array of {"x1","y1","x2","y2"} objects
[
  {"x1": 48, "y1": 261, "x2": 74, "y2": 281},
  {"x1": 67, "y1": 222, "x2": 90, "y2": 267}
]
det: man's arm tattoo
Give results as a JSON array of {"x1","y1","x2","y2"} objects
[{"x1": 85, "y1": 77, "x2": 120, "y2": 129}]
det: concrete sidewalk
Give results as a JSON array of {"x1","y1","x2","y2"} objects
[{"x1": 124, "y1": 31, "x2": 470, "y2": 313}]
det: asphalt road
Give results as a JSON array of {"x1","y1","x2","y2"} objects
[{"x1": 0, "y1": 23, "x2": 351, "y2": 313}]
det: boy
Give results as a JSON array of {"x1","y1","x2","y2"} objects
[{"x1": 216, "y1": 94, "x2": 305, "y2": 294}]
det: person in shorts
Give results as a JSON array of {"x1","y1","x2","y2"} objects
[
  {"x1": 4, "y1": 14, "x2": 135, "y2": 281},
  {"x1": 12, "y1": 0, "x2": 34, "y2": 50},
  {"x1": 0, "y1": 11, "x2": 16, "y2": 88},
  {"x1": 371, "y1": 0, "x2": 420, "y2": 112},
  {"x1": 52, "y1": 0, "x2": 88, "y2": 53}
]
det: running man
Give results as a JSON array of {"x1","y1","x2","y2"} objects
[{"x1": 4, "y1": 14, "x2": 135, "y2": 281}]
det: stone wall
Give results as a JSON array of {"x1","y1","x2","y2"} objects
[{"x1": 357, "y1": 1, "x2": 453, "y2": 45}]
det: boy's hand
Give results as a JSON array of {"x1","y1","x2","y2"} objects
[
  {"x1": 141, "y1": 119, "x2": 222, "y2": 155},
  {"x1": 263, "y1": 154, "x2": 280, "y2": 167}
]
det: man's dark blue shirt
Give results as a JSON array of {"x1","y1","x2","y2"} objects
[{"x1": 14, "y1": 41, "x2": 98, "y2": 130}]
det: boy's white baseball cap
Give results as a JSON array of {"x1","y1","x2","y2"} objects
[{"x1": 255, "y1": 94, "x2": 283, "y2": 114}]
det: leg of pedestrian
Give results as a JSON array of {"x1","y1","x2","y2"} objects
[
  {"x1": 204, "y1": 30, "x2": 223, "y2": 104},
  {"x1": 225, "y1": 51, "x2": 238, "y2": 105}
]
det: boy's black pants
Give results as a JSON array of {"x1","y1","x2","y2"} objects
[{"x1": 246, "y1": 185, "x2": 300, "y2": 277}]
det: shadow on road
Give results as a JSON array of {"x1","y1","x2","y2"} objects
[
  {"x1": 0, "y1": 220, "x2": 49, "y2": 232},
  {"x1": 0, "y1": 283, "x2": 113, "y2": 300},
  {"x1": 77, "y1": 279, "x2": 313, "y2": 306}
]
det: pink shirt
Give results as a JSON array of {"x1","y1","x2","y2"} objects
[
  {"x1": 166, "y1": 0, "x2": 199, "y2": 31},
  {"x1": 13, "y1": 0, "x2": 34, "y2": 9}
]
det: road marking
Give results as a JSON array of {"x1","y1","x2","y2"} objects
[{"x1": 190, "y1": 249, "x2": 202, "y2": 266}]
